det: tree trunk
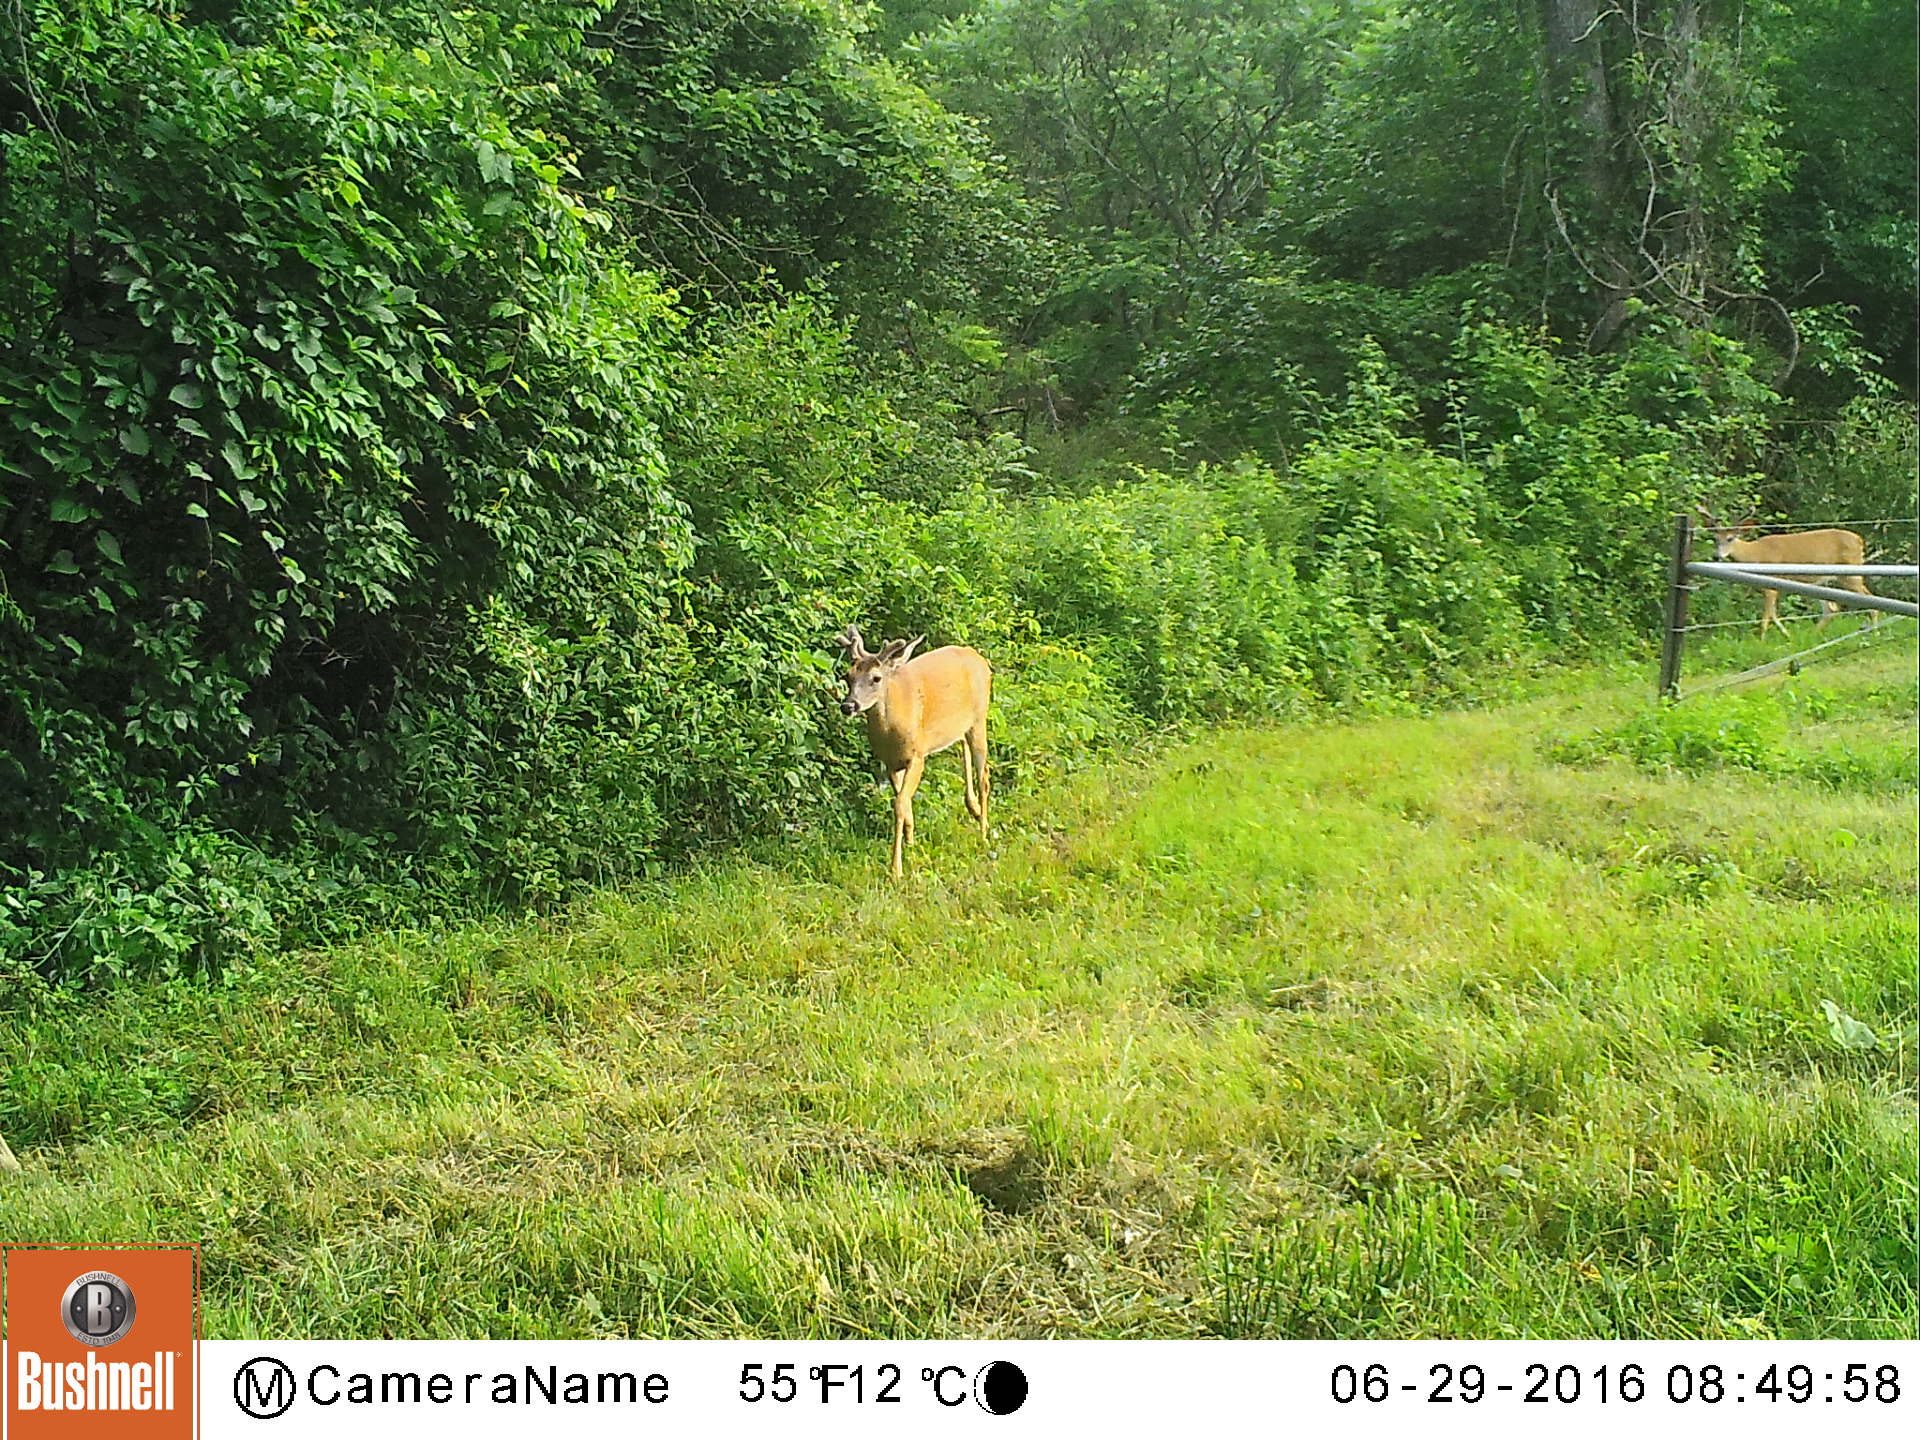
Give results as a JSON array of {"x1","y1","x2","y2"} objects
[{"x1": 1539, "y1": 0, "x2": 1635, "y2": 349}]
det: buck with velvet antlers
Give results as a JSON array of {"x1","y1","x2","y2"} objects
[
  {"x1": 1696, "y1": 511, "x2": 1876, "y2": 638},
  {"x1": 835, "y1": 626, "x2": 992, "y2": 879}
]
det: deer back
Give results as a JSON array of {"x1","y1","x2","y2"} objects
[
  {"x1": 865, "y1": 646, "x2": 992, "y2": 769},
  {"x1": 1727, "y1": 527, "x2": 1866, "y2": 568}
]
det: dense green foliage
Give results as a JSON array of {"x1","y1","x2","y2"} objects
[
  {"x1": 1, "y1": 0, "x2": 1913, "y2": 984},
  {"x1": 3, "y1": 1, "x2": 694, "y2": 974}
]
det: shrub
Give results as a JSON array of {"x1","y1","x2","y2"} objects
[
  {"x1": 1768, "y1": 397, "x2": 1919, "y2": 561},
  {"x1": 0, "y1": 3, "x2": 691, "y2": 969}
]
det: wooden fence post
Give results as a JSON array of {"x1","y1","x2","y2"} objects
[{"x1": 1658, "y1": 512, "x2": 1692, "y2": 700}]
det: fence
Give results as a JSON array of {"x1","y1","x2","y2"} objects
[{"x1": 1657, "y1": 513, "x2": 1919, "y2": 700}]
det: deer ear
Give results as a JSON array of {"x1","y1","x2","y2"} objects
[
  {"x1": 878, "y1": 637, "x2": 910, "y2": 663},
  {"x1": 900, "y1": 635, "x2": 925, "y2": 661}
]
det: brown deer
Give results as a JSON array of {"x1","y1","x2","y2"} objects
[
  {"x1": 1697, "y1": 513, "x2": 1877, "y2": 638},
  {"x1": 836, "y1": 626, "x2": 991, "y2": 879}
]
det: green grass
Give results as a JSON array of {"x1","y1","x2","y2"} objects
[{"x1": 2, "y1": 638, "x2": 1914, "y2": 1339}]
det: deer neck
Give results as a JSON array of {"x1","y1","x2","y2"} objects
[{"x1": 864, "y1": 673, "x2": 919, "y2": 754}]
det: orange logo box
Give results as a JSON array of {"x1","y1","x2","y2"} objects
[{"x1": 2, "y1": 1245, "x2": 198, "y2": 1440}]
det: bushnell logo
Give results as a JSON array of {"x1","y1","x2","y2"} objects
[{"x1": 2, "y1": 1244, "x2": 197, "y2": 1440}]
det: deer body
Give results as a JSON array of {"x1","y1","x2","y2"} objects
[
  {"x1": 1703, "y1": 518, "x2": 1875, "y2": 637},
  {"x1": 837, "y1": 628, "x2": 991, "y2": 879}
]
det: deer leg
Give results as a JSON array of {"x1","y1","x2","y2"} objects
[
  {"x1": 966, "y1": 719, "x2": 990, "y2": 839},
  {"x1": 1760, "y1": 588, "x2": 1781, "y2": 638},
  {"x1": 891, "y1": 755, "x2": 925, "y2": 879},
  {"x1": 888, "y1": 767, "x2": 907, "y2": 877},
  {"x1": 1848, "y1": 575, "x2": 1879, "y2": 628}
]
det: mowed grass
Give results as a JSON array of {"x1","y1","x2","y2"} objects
[{"x1": 2, "y1": 638, "x2": 1914, "y2": 1339}]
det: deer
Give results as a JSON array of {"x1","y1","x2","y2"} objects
[
  {"x1": 1696, "y1": 512, "x2": 1877, "y2": 638},
  {"x1": 835, "y1": 625, "x2": 992, "y2": 879}
]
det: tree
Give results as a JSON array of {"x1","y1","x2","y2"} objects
[
  {"x1": 551, "y1": 0, "x2": 1011, "y2": 307},
  {"x1": 1533, "y1": 0, "x2": 1788, "y2": 356},
  {"x1": 914, "y1": 0, "x2": 1351, "y2": 404},
  {"x1": 1762, "y1": 0, "x2": 1917, "y2": 392}
]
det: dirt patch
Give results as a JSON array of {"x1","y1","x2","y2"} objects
[{"x1": 919, "y1": 1128, "x2": 1048, "y2": 1215}]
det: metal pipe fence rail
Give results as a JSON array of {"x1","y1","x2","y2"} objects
[
  {"x1": 1684, "y1": 562, "x2": 1920, "y2": 621},
  {"x1": 1657, "y1": 512, "x2": 1920, "y2": 700}
]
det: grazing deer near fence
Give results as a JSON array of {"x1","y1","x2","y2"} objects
[
  {"x1": 1696, "y1": 512, "x2": 1877, "y2": 638},
  {"x1": 836, "y1": 625, "x2": 992, "y2": 879}
]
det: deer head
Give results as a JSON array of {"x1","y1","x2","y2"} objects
[
  {"x1": 1694, "y1": 508, "x2": 1759, "y2": 558},
  {"x1": 837, "y1": 630, "x2": 926, "y2": 716}
]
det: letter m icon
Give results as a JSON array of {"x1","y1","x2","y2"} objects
[{"x1": 234, "y1": 1358, "x2": 296, "y2": 1419}]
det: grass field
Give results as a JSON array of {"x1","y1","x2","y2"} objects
[{"x1": 2, "y1": 633, "x2": 1915, "y2": 1339}]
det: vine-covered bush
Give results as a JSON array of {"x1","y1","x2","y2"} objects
[{"x1": 1, "y1": 3, "x2": 691, "y2": 973}]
